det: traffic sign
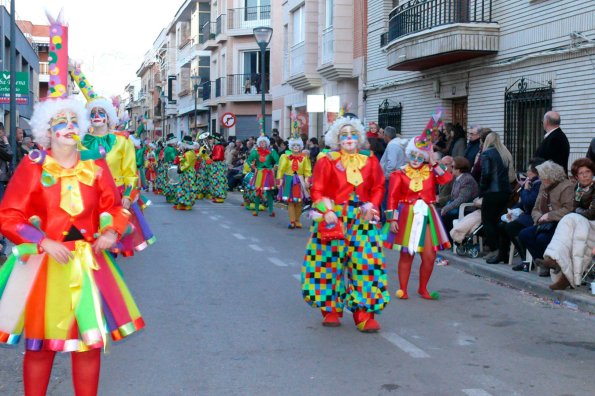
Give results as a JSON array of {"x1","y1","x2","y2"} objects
[{"x1": 221, "y1": 112, "x2": 236, "y2": 128}]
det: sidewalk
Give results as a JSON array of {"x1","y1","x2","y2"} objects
[{"x1": 440, "y1": 250, "x2": 595, "y2": 315}]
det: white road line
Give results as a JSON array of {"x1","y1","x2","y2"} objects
[
  {"x1": 462, "y1": 390, "x2": 493, "y2": 396},
  {"x1": 292, "y1": 274, "x2": 301, "y2": 281},
  {"x1": 220, "y1": 224, "x2": 230, "y2": 229},
  {"x1": 456, "y1": 333, "x2": 476, "y2": 346},
  {"x1": 233, "y1": 233, "x2": 245, "y2": 240},
  {"x1": 209, "y1": 216, "x2": 218, "y2": 221},
  {"x1": 249, "y1": 244, "x2": 263, "y2": 252},
  {"x1": 268, "y1": 257, "x2": 287, "y2": 267},
  {"x1": 381, "y1": 332, "x2": 430, "y2": 358},
  {"x1": 251, "y1": 237, "x2": 260, "y2": 243}
]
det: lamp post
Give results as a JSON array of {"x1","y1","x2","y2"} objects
[
  {"x1": 253, "y1": 26, "x2": 273, "y2": 135},
  {"x1": 191, "y1": 75, "x2": 201, "y2": 138}
]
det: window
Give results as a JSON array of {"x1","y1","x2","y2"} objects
[
  {"x1": 245, "y1": 0, "x2": 270, "y2": 21},
  {"x1": 325, "y1": 0, "x2": 333, "y2": 28},
  {"x1": 504, "y1": 78, "x2": 553, "y2": 171},
  {"x1": 292, "y1": 6, "x2": 305, "y2": 45},
  {"x1": 378, "y1": 99, "x2": 402, "y2": 133}
]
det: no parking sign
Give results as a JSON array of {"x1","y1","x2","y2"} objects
[{"x1": 221, "y1": 112, "x2": 236, "y2": 128}]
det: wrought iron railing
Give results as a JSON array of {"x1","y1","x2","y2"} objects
[
  {"x1": 322, "y1": 27, "x2": 334, "y2": 65},
  {"x1": 289, "y1": 42, "x2": 305, "y2": 76},
  {"x1": 228, "y1": 5, "x2": 271, "y2": 30},
  {"x1": 385, "y1": 0, "x2": 493, "y2": 44},
  {"x1": 215, "y1": 77, "x2": 225, "y2": 98},
  {"x1": 200, "y1": 22, "x2": 217, "y2": 43},
  {"x1": 226, "y1": 73, "x2": 270, "y2": 96},
  {"x1": 202, "y1": 81, "x2": 212, "y2": 101},
  {"x1": 216, "y1": 14, "x2": 226, "y2": 36}
]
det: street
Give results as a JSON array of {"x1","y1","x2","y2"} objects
[{"x1": 1, "y1": 192, "x2": 593, "y2": 396}]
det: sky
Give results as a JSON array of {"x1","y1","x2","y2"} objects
[{"x1": 17, "y1": 0, "x2": 185, "y2": 97}]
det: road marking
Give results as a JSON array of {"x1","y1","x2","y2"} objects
[
  {"x1": 292, "y1": 274, "x2": 301, "y2": 281},
  {"x1": 233, "y1": 233, "x2": 245, "y2": 240},
  {"x1": 249, "y1": 244, "x2": 263, "y2": 252},
  {"x1": 268, "y1": 257, "x2": 287, "y2": 267},
  {"x1": 381, "y1": 332, "x2": 430, "y2": 358},
  {"x1": 209, "y1": 216, "x2": 219, "y2": 221},
  {"x1": 220, "y1": 224, "x2": 230, "y2": 229},
  {"x1": 462, "y1": 390, "x2": 493, "y2": 396},
  {"x1": 456, "y1": 333, "x2": 476, "y2": 346}
]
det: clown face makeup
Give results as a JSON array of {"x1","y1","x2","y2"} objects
[
  {"x1": 258, "y1": 140, "x2": 268, "y2": 148},
  {"x1": 50, "y1": 111, "x2": 80, "y2": 146},
  {"x1": 90, "y1": 107, "x2": 108, "y2": 127},
  {"x1": 291, "y1": 144, "x2": 301, "y2": 154},
  {"x1": 408, "y1": 151, "x2": 426, "y2": 168},
  {"x1": 339, "y1": 125, "x2": 359, "y2": 153}
]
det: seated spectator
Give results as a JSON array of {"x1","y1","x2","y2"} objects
[
  {"x1": 440, "y1": 156, "x2": 479, "y2": 233},
  {"x1": 518, "y1": 161, "x2": 574, "y2": 276},
  {"x1": 437, "y1": 156, "x2": 454, "y2": 207},
  {"x1": 479, "y1": 132, "x2": 513, "y2": 259},
  {"x1": 488, "y1": 158, "x2": 544, "y2": 266},
  {"x1": 536, "y1": 158, "x2": 595, "y2": 289}
]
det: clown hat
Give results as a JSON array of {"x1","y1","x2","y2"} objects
[
  {"x1": 405, "y1": 109, "x2": 444, "y2": 160},
  {"x1": 69, "y1": 63, "x2": 119, "y2": 128},
  {"x1": 166, "y1": 133, "x2": 178, "y2": 144}
]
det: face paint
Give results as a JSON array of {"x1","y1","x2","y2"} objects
[
  {"x1": 50, "y1": 111, "x2": 80, "y2": 143},
  {"x1": 291, "y1": 144, "x2": 301, "y2": 153},
  {"x1": 408, "y1": 151, "x2": 426, "y2": 168},
  {"x1": 339, "y1": 125, "x2": 359, "y2": 153},
  {"x1": 90, "y1": 107, "x2": 108, "y2": 126}
]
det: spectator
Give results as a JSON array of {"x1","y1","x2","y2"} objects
[
  {"x1": 537, "y1": 158, "x2": 595, "y2": 289},
  {"x1": 379, "y1": 126, "x2": 406, "y2": 178},
  {"x1": 587, "y1": 137, "x2": 595, "y2": 162},
  {"x1": 244, "y1": 78, "x2": 251, "y2": 94},
  {"x1": 489, "y1": 157, "x2": 544, "y2": 266},
  {"x1": 0, "y1": 125, "x2": 13, "y2": 199},
  {"x1": 307, "y1": 137, "x2": 320, "y2": 167},
  {"x1": 518, "y1": 161, "x2": 574, "y2": 276},
  {"x1": 437, "y1": 156, "x2": 455, "y2": 207},
  {"x1": 434, "y1": 122, "x2": 452, "y2": 158},
  {"x1": 440, "y1": 156, "x2": 479, "y2": 233},
  {"x1": 464, "y1": 124, "x2": 482, "y2": 166},
  {"x1": 479, "y1": 132, "x2": 513, "y2": 258},
  {"x1": 277, "y1": 140, "x2": 288, "y2": 155},
  {"x1": 449, "y1": 124, "x2": 467, "y2": 158},
  {"x1": 470, "y1": 127, "x2": 492, "y2": 182},
  {"x1": 366, "y1": 122, "x2": 385, "y2": 159},
  {"x1": 535, "y1": 110, "x2": 570, "y2": 174}
]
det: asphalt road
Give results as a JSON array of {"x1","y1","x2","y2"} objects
[{"x1": 1, "y1": 192, "x2": 593, "y2": 396}]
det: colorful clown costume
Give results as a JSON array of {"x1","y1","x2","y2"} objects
[
  {"x1": 0, "y1": 153, "x2": 144, "y2": 352},
  {"x1": 208, "y1": 142, "x2": 227, "y2": 203},
  {"x1": 247, "y1": 145, "x2": 279, "y2": 216},
  {"x1": 174, "y1": 147, "x2": 198, "y2": 209},
  {"x1": 195, "y1": 146, "x2": 211, "y2": 200},
  {"x1": 276, "y1": 150, "x2": 312, "y2": 228}
]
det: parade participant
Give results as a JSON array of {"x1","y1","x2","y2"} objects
[
  {"x1": 247, "y1": 134, "x2": 279, "y2": 217},
  {"x1": 208, "y1": 133, "x2": 227, "y2": 203},
  {"x1": 0, "y1": 17, "x2": 144, "y2": 394},
  {"x1": 302, "y1": 117, "x2": 389, "y2": 332},
  {"x1": 195, "y1": 143, "x2": 212, "y2": 200},
  {"x1": 131, "y1": 135, "x2": 147, "y2": 191},
  {"x1": 173, "y1": 136, "x2": 198, "y2": 210},
  {"x1": 276, "y1": 133, "x2": 312, "y2": 228},
  {"x1": 158, "y1": 134, "x2": 179, "y2": 201},
  {"x1": 145, "y1": 148, "x2": 157, "y2": 192},
  {"x1": 384, "y1": 112, "x2": 453, "y2": 300}
]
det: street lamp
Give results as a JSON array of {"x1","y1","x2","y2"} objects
[
  {"x1": 191, "y1": 75, "x2": 201, "y2": 137},
  {"x1": 253, "y1": 26, "x2": 273, "y2": 135}
]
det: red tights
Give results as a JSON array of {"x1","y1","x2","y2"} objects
[
  {"x1": 24, "y1": 348, "x2": 101, "y2": 396},
  {"x1": 397, "y1": 227, "x2": 437, "y2": 299}
]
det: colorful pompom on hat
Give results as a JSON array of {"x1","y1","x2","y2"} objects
[{"x1": 405, "y1": 109, "x2": 444, "y2": 160}]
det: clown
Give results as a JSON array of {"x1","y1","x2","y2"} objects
[
  {"x1": 276, "y1": 134, "x2": 312, "y2": 228},
  {"x1": 195, "y1": 141, "x2": 212, "y2": 201},
  {"x1": 144, "y1": 147, "x2": 157, "y2": 192},
  {"x1": 207, "y1": 133, "x2": 227, "y2": 203},
  {"x1": 301, "y1": 117, "x2": 389, "y2": 332},
  {"x1": 247, "y1": 134, "x2": 279, "y2": 216},
  {"x1": 0, "y1": 29, "x2": 144, "y2": 393},
  {"x1": 384, "y1": 114, "x2": 453, "y2": 300},
  {"x1": 173, "y1": 136, "x2": 198, "y2": 210},
  {"x1": 159, "y1": 133, "x2": 179, "y2": 201}
]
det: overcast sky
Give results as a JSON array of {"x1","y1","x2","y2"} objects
[{"x1": 17, "y1": 0, "x2": 184, "y2": 97}]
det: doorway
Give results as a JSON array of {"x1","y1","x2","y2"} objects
[{"x1": 452, "y1": 98, "x2": 467, "y2": 130}]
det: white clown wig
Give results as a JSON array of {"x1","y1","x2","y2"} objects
[
  {"x1": 30, "y1": 97, "x2": 90, "y2": 149},
  {"x1": 324, "y1": 117, "x2": 366, "y2": 150},
  {"x1": 288, "y1": 136, "x2": 304, "y2": 150},
  {"x1": 256, "y1": 135, "x2": 270, "y2": 147},
  {"x1": 86, "y1": 97, "x2": 119, "y2": 129},
  {"x1": 405, "y1": 137, "x2": 431, "y2": 162}
]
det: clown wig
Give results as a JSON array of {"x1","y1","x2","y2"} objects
[
  {"x1": 30, "y1": 97, "x2": 90, "y2": 148},
  {"x1": 324, "y1": 116, "x2": 366, "y2": 150},
  {"x1": 288, "y1": 136, "x2": 304, "y2": 150},
  {"x1": 256, "y1": 135, "x2": 270, "y2": 147},
  {"x1": 405, "y1": 136, "x2": 432, "y2": 162},
  {"x1": 86, "y1": 97, "x2": 119, "y2": 129}
]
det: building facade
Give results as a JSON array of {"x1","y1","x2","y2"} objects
[
  {"x1": 367, "y1": 0, "x2": 595, "y2": 171},
  {"x1": 271, "y1": 0, "x2": 368, "y2": 140}
]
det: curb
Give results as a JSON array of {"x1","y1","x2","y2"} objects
[{"x1": 442, "y1": 251, "x2": 595, "y2": 315}]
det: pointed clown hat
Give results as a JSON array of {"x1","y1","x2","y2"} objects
[
  {"x1": 69, "y1": 63, "x2": 119, "y2": 128},
  {"x1": 30, "y1": 11, "x2": 89, "y2": 149},
  {"x1": 288, "y1": 130, "x2": 303, "y2": 150},
  {"x1": 405, "y1": 108, "x2": 444, "y2": 161}
]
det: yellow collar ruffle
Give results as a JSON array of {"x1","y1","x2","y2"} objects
[
  {"x1": 340, "y1": 150, "x2": 367, "y2": 187},
  {"x1": 404, "y1": 164, "x2": 430, "y2": 192}
]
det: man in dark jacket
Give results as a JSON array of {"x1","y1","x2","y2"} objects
[
  {"x1": 534, "y1": 111, "x2": 570, "y2": 174},
  {"x1": 464, "y1": 124, "x2": 481, "y2": 166}
]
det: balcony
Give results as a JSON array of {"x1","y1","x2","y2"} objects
[
  {"x1": 287, "y1": 42, "x2": 321, "y2": 90},
  {"x1": 216, "y1": 14, "x2": 227, "y2": 43},
  {"x1": 383, "y1": 0, "x2": 499, "y2": 71},
  {"x1": 39, "y1": 61, "x2": 49, "y2": 83},
  {"x1": 200, "y1": 22, "x2": 218, "y2": 50},
  {"x1": 177, "y1": 40, "x2": 196, "y2": 68},
  {"x1": 228, "y1": 6, "x2": 271, "y2": 34},
  {"x1": 226, "y1": 73, "x2": 270, "y2": 100},
  {"x1": 321, "y1": 27, "x2": 334, "y2": 65}
]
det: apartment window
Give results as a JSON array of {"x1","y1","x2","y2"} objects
[
  {"x1": 325, "y1": 0, "x2": 333, "y2": 28},
  {"x1": 292, "y1": 6, "x2": 305, "y2": 45},
  {"x1": 245, "y1": 0, "x2": 270, "y2": 20},
  {"x1": 378, "y1": 99, "x2": 402, "y2": 133},
  {"x1": 198, "y1": 56, "x2": 210, "y2": 81},
  {"x1": 504, "y1": 78, "x2": 553, "y2": 171}
]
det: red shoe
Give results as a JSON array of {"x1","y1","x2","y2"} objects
[
  {"x1": 252, "y1": 211, "x2": 258, "y2": 216},
  {"x1": 269, "y1": 212, "x2": 275, "y2": 217},
  {"x1": 321, "y1": 310, "x2": 342, "y2": 327},
  {"x1": 353, "y1": 310, "x2": 380, "y2": 333},
  {"x1": 173, "y1": 204, "x2": 180, "y2": 210}
]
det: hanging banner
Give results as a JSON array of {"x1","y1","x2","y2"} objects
[{"x1": 0, "y1": 72, "x2": 30, "y2": 104}]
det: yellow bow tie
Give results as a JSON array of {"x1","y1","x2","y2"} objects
[
  {"x1": 42, "y1": 156, "x2": 97, "y2": 216},
  {"x1": 405, "y1": 164, "x2": 430, "y2": 192},
  {"x1": 340, "y1": 151, "x2": 367, "y2": 187}
]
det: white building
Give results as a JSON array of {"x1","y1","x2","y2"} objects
[{"x1": 367, "y1": 0, "x2": 595, "y2": 170}]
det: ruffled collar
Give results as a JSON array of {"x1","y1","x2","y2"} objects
[{"x1": 82, "y1": 133, "x2": 117, "y2": 154}]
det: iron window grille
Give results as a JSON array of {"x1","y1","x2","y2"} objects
[{"x1": 378, "y1": 99, "x2": 403, "y2": 133}]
